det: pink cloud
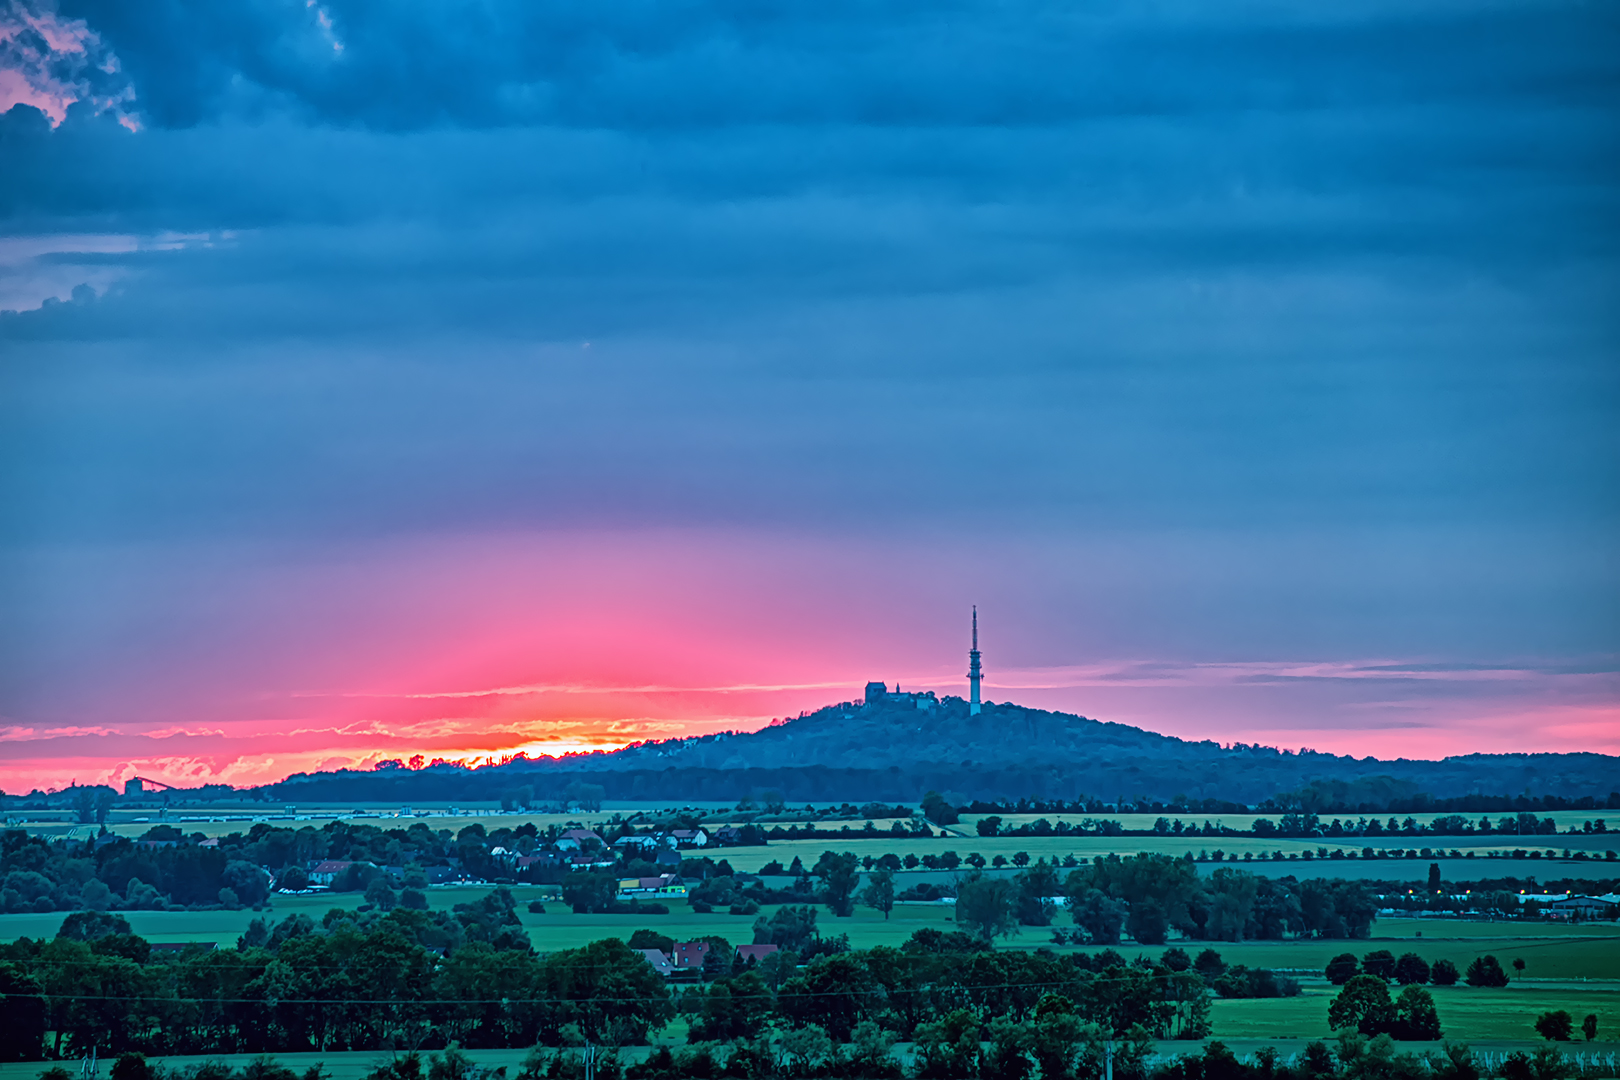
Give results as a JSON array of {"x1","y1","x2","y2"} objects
[{"x1": 0, "y1": 1, "x2": 136, "y2": 127}]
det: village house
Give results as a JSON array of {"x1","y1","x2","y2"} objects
[
  {"x1": 637, "y1": 949, "x2": 676, "y2": 977},
  {"x1": 674, "y1": 941, "x2": 710, "y2": 970},
  {"x1": 613, "y1": 833, "x2": 660, "y2": 853},
  {"x1": 566, "y1": 851, "x2": 615, "y2": 872},
  {"x1": 556, "y1": 828, "x2": 607, "y2": 852},
  {"x1": 616, "y1": 874, "x2": 688, "y2": 899},
  {"x1": 307, "y1": 860, "x2": 357, "y2": 886}
]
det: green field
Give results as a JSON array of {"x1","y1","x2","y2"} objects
[{"x1": 1211, "y1": 984, "x2": 1620, "y2": 1043}]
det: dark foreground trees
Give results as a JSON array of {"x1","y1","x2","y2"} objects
[{"x1": 0, "y1": 899, "x2": 1241, "y2": 1060}]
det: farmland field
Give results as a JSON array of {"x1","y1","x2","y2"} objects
[{"x1": 1211, "y1": 984, "x2": 1620, "y2": 1043}]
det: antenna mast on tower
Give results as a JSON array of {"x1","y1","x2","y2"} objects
[{"x1": 968, "y1": 606, "x2": 982, "y2": 715}]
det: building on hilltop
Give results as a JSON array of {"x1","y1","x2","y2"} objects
[{"x1": 863, "y1": 681, "x2": 937, "y2": 711}]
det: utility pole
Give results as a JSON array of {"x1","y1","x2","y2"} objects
[
  {"x1": 1105, "y1": 1039, "x2": 1116, "y2": 1080},
  {"x1": 583, "y1": 1041, "x2": 596, "y2": 1080}
]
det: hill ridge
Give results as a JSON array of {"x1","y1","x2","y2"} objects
[{"x1": 266, "y1": 694, "x2": 1620, "y2": 805}]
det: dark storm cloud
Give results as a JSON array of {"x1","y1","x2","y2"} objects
[{"x1": 45, "y1": 0, "x2": 1620, "y2": 131}]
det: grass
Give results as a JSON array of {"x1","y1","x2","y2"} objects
[{"x1": 1212, "y1": 984, "x2": 1620, "y2": 1043}]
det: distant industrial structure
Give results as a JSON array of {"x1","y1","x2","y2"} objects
[{"x1": 123, "y1": 776, "x2": 175, "y2": 796}]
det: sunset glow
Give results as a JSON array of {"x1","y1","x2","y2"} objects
[{"x1": 3, "y1": 0, "x2": 1615, "y2": 798}]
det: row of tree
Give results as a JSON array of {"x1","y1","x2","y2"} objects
[
  {"x1": 831, "y1": 854, "x2": 1378, "y2": 945},
  {"x1": 0, "y1": 893, "x2": 1297, "y2": 1061}
]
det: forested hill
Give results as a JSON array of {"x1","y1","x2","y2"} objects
[{"x1": 268, "y1": 694, "x2": 1620, "y2": 807}]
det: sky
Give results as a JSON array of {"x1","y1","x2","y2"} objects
[{"x1": 1, "y1": 0, "x2": 1617, "y2": 793}]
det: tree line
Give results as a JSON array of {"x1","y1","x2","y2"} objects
[{"x1": 0, "y1": 894, "x2": 1261, "y2": 1061}]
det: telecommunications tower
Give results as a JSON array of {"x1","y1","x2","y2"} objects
[{"x1": 968, "y1": 606, "x2": 983, "y2": 715}]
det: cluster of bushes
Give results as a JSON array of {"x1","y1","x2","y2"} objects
[
  {"x1": 1327, "y1": 978, "x2": 1443, "y2": 1041},
  {"x1": 1324, "y1": 947, "x2": 1528, "y2": 994},
  {"x1": 1324, "y1": 949, "x2": 1459, "y2": 988}
]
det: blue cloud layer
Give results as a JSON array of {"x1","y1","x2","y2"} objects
[{"x1": 0, "y1": 0, "x2": 1616, "y2": 737}]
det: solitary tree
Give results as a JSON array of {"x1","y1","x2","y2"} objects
[
  {"x1": 1582, "y1": 1014, "x2": 1599, "y2": 1042},
  {"x1": 956, "y1": 872, "x2": 1019, "y2": 943},
  {"x1": 1535, "y1": 1010, "x2": 1574, "y2": 1041},
  {"x1": 1465, "y1": 955, "x2": 1509, "y2": 987},
  {"x1": 920, "y1": 791, "x2": 959, "y2": 826},
  {"x1": 814, "y1": 851, "x2": 862, "y2": 917},
  {"x1": 859, "y1": 866, "x2": 897, "y2": 920}
]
